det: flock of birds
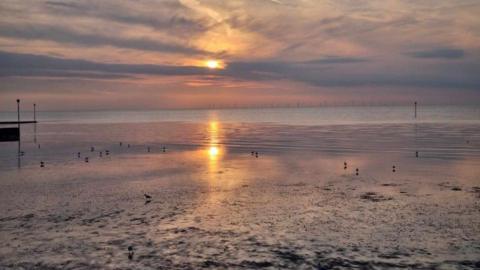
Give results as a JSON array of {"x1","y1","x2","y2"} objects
[
  {"x1": 36, "y1": 141, "x2": 158, "y2": 260},
  {"x1": 343, "y1": 161, "x2": 398, "y2": 175},
  {"x1": 34, "y1": 140, "x2": 407, "y2": 180},
  {"x1": 37, "y1": 141, "x2": 167, "y2": 168},
  {"x1": 29, "y1": 137, "x2": 436, "y2": 261},
  {"x1": 25, "y1": 140, "x2": 476, "y2": 262}
]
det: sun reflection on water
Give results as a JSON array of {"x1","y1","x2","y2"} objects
[
  {"x1": 208, "y1": 146, "x2": 219, "y2": 158},
  {"x1": 207, "y1": 120, "x2": 223, "y2": 179}
]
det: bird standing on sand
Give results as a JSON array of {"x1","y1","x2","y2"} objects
[
  {"x1": 128, "y1": 245, "x2": 134, "y2": 260},
  {"x1": 144, "y1": 193, "x2": 152, "y2": 205}
]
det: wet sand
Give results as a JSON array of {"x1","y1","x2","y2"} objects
[{"x1": 0, "y1": 121, "x2": 479, "y2": 269}]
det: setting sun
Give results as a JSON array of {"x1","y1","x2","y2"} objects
[{"x1": 206, "y1": 60, "x2": 220, "y2": 69}]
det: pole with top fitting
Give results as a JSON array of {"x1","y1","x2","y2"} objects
[
  {"x1": 33, "y1": 103, "x2": 37, "y2": 144},
  {"x1": 17, "y1": 99, "x2": 20, "y2": 128},
  {"x1": 414, "y1": 101, "x2": 417, "y2": 119},
  {"x1": 17, "y1": 99, "x2": 21, "y2": 168}
]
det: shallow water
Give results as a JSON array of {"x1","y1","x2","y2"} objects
[
  {"x1": 1, "y1": 105, "x2": 480, "y2": 125},
  {"x1": 0, "y1": 107, "x2": 479, "y2": 269}
]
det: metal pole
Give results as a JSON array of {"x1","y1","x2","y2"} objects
[
  {"x1": 34, "y1": 103, "x2": 36, "y2": 122},
  {"x1": 414, "y1": 101, "x2": 417, "y2": 119},
  {"x1": 17, "y1": 99, "x2": 20, "y2": 128},
  {"x1": 17, "y1": 99, "x2": 21, "y2": 168}
]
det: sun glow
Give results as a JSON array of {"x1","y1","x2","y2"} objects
[
  {"x1": 209, "y1": 146, "x2": 219, "y2": 157},
  {"x1": 207, "y1": 120, "x2": 221, "y2": 161},
  {"x1": 206, "y1": 60, "x2": 220, "y2": 69}
]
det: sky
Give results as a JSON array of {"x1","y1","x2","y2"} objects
[{"x1": 0, "y1": 0, "x2": 479, "y2": 111}]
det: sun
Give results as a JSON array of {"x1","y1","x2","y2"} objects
[{"x1": 206, "y1": 60, "x2": 220, "y2": 69}]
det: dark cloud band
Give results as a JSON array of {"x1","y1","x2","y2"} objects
[
  {"x1": 0, "y1": 24, "x2": 206, "y2": 55},
  {"x1": 408, "y1": 48, "x2": 465, "y2": 59},
  {"x1": 1, "y1": 51, "x2": 479, "y2": 90}
]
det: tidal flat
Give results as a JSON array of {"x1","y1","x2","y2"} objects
[{"x1": 1, "y1": 108, "x2": 479, "y2": 269}]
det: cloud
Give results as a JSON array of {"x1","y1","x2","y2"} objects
[
  {"x1": 301, "y1": 56, "x2": 368, "y2": 65},
  {"x1": 223, "y1": 59, "x2": 480, "y2": 89},
  {"x1": 0, "y1": 23, "x2": 206, "y2": 55},
  {"x1": 0, "y1": 50, "x2": 207, "y2": 79},
  {"x1": 44, "y1": 0, "x2": 210, "y2": 36},
  {"x1": 408, "y1": 48, "x2": 465, "y2": 59},
  {"x1": 44, "y1": 1, "x2": 80, "y2": 9},
  {"x1": 265, "y1": 0, "x2": 282, "y2": 4},
  {"x1": 0, "y1": 69, "x2": 132, "y2": 80},
  {"x1": 2, "y1": 50, "x2": 479, "y2": 90}
]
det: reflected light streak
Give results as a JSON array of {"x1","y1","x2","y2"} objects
[
  {"x1": 209, "y1": 146, "x2": 219, "y2": 157},
  {"x1": 207, "y1": 120, "x2": 222, "y2": 178}
]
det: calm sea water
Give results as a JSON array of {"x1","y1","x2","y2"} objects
[
  {"x1": 1, "y1": 105, "x2": 479, "y2": 125},
  {"x1": 1, "y1": 105, "x2": 479, "y2": 166}
]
